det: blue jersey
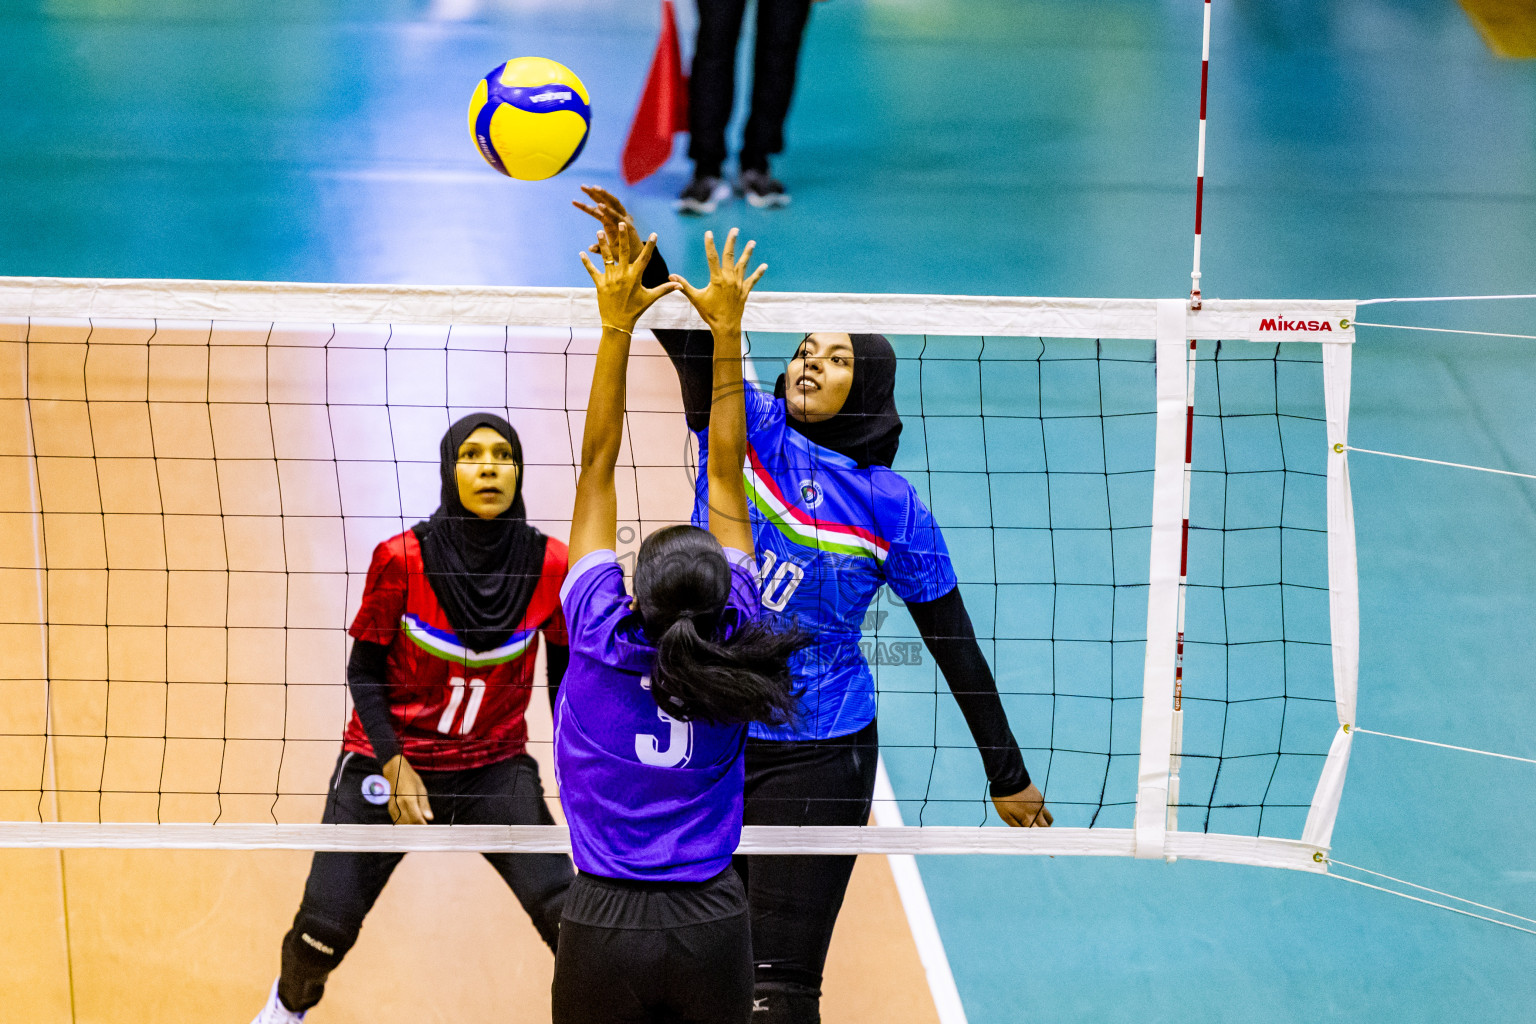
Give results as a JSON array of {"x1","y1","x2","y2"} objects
[
  {"x1": 555, "y1": 548, "x2": 761, "y2": 882},
  {"x1": 693, "y1": 382, "x2": 957, "y2": 742}
]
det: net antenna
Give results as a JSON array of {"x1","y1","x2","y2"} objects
[
  {"x1": 1168, "y1": 0, "x2": 1215, "y2": 843},
  {"x1": 1190, "y1": 0, "x2": 1212, "y2": 312}
]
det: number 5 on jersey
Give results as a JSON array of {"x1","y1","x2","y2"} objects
[{"x1": 438, "y1": 676, "x2": 486, "y2": 735}]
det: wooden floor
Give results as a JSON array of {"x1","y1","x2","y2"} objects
[{"x1": 0, "y1": 319, "x2": 940, "y2": 1023}]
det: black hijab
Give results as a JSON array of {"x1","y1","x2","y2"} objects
[
  {"x1": 774, "y1": 333, "x2": 903, "y2": 468},
  {"x1": 412, "y1": 413, "x2": 548, "y2": 653}
]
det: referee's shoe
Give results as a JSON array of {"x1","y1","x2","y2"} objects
[
  {"x1": 675, "y1": 174, "x2": 732, "y2": 215},
  {"x1": 738, "y1": 168, "x2": 790, "y2": 209}
]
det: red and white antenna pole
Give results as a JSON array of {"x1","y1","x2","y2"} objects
[
  {"x1": 1169, "y1": 0, "x2": 1212, "y2": 837},
  {"x1": 1190, "y1": 0, "x2": 1211, "y2": 310}
]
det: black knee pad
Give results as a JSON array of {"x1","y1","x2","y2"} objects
[
  {"x1": 752, "y1": 980, "x2": 822, "y2": 1024},
  {"x1": 278, "y1": 908, "x2": 359, "y2": 1013}
]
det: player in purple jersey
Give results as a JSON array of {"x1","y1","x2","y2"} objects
[
  {"x1": 575, "y1": 187, "x2": 1054, "y2": 1024},
  {"x1": 552, "y1": 222, "x2": 808, "y2": 1024}
]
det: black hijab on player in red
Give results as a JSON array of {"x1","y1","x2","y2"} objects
[
  {"x1": 774, "y1": 333, "x2": 903, "y2": 468},
  {"x1": 413, "y1": 413, "x2": 548, "y2": 653}
]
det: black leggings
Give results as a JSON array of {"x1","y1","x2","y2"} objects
[
  {"x1": 277, "y1": 751, "x2": 573, "y2": 1013},
  {"x1": 736, "y1": 719, "x2": 879, "y2": 1024}
]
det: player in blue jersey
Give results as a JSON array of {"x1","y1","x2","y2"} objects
[
  {"x1": 575, "y1": 187, "x2": 1053, "y2": 1024},
  {"x1": 552, "y1": 221, "x2": 808, "y2": 1024}
]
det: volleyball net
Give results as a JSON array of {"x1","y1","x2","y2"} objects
[{"x1": 0, "y1": 277, "x2": 1358, "y2": 871}]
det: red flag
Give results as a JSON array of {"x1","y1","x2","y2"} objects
[{"x1": 621, "y1": 0, "x2": 689, "y2": 185}]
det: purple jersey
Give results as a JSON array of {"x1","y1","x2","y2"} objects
[{"x1": 556, "y1": 547, "x2": 761, "y2": 881}]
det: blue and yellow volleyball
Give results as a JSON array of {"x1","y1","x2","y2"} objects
[{"x1": 468, "y1": 57, "x2": 591, "y2": 181}]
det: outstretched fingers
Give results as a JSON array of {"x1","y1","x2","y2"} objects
[
  {"x1": 613, "y1": 224, "x2": 632, "y2": 268},
  {"x1": 622, "y1": 220, "x2": 646, "y2": 259},
  {"x1": 644, "y1": 280, "x2": 682, "y2": 304},
  {"x1": 744, "y1": 262, "x2": 768, "y2": 293},
  {"x1": 719, "y1": 227, "x2": 739, "y2": 269},
  {"x1": 668, "y1": 273, "x2": 702, "y2": 302},
  {"x1": 578, "y1": 250, "x2": 603, "y2": 286},
  {"x1": 580, "y1": 184, "x2": 628, "y2": 218},
  {"x1": 702, "y1": 229, "x2": 721, "y2": 275},
  {"x1": 634, "y1": 230, "x2": 659, "y2": 272}
]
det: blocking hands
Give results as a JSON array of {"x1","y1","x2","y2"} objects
[
  {"x1": 573, "y1": 185, "x2": 637, "y2": 249},
  {"x1": 579, "y1": 220, "x2": 678, "y2": 333},
  {"x1": 669, "y1": 228, "x2": 767, "y2": 335}
]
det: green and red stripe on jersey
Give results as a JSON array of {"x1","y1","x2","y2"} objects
[{"x1": 743, "y1": 446, "x2": 891, "y2": 563}]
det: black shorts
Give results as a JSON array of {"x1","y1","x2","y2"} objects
[{"x1": 551, "y1": 868, "x2": 753, "y2": 1024}]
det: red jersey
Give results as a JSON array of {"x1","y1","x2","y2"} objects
[{"x1": 343, "y1": 529, "x2": 569, "y2": 771}]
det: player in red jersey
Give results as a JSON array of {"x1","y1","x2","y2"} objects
[{"x1": 252, "y1": 413, "x2": 574, "y2": 1024}]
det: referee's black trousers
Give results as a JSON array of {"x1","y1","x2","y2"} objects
[
  {"x1": 276, "y1": 751, "x2": 573, "y2": 1013},
  {"x1": 689, "y1": 0, "x2": 814, "y2": 176},
  {"x1": 735, "y1": 719, "x2": 879, "y2": 1024}
]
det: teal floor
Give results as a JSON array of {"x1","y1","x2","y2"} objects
[{"x1": 4, "y1": 1, "x2": 1534, "y2": 1021}]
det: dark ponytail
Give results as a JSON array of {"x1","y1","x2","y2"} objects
[{"x1": 634, "y1": 525, "x2": 807, "y2": 726}]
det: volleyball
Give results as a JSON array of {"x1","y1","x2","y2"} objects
[{"x1": 468, "y1": 57, "x2": 591, "y2": 180}]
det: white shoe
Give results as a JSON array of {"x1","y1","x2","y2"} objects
[{"x1": 251, "y1": 979, "x2": 307, "y2": 1023}]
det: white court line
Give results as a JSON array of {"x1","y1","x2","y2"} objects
[
  {"x1": 1356, "y1": 294, "x2": 1536, "y2": 305},
  {"x1": 1352, "y1": 322, "x2": 1536, "y2": 341},
  {"x1": 873, "y1": 758, "x2": 969, "y2": 1024},
  {"x1": 1353, "y1": 728, "x2": 1536, "y2": 766},
  {"x1": 1345, "y1": 446, "x2": 1536, "y2": 481}
]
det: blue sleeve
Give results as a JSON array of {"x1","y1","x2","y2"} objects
[
  {"x1": 559, "y1": 550, "x2": 630, "y2": 662},
  {"x1": 692, "y1": 379, "x2": 780, "y2": 440},
  {"x1": 882, "y1": 484, "x2": 959, "y2": 604},
  {"x1": 743, "y1": 380, "x2": 781, "y2": 438}
]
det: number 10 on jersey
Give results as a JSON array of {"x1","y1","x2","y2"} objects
[{"x1": 438, "y1": 676, "x2": 486, "y2": 735}]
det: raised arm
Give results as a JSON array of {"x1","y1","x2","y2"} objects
[
  {"x1": 568, "y1": 224, "x2": 678, "y2": 564},
  {"x1": 669, "y1": 228, "x2": 767, "y2": 554},
  {"x1": 574, "y1": 186, "x2": 714, "y2": 431}
]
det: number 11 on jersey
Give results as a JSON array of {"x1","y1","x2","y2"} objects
[{"x1": 438, "y1": 676, "x2": 486, "y2": 735}]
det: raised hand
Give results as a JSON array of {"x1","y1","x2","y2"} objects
[
  {"x1": 579, "y1": 220, "x2": 679, "y2": 333},
  {"x1": 668, "y1": 228, "x2": 767, "y2": 335},
  {"x1": 572, "y1": 185, "x2": 637, "y2": 255}
]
